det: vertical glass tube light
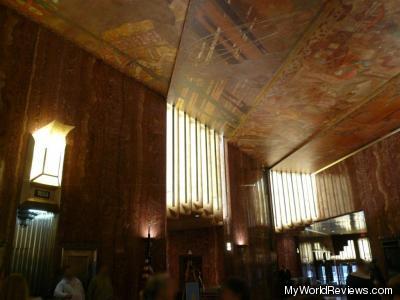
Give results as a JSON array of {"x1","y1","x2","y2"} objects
[
  {"x1": 270, "y1": 171, "x2": 319, "y2": 231},
  {"x1": 299, "y1": 242, "x2": 314, "y2": 264},
  {"x1": 315, "y1": 172, "x2": 355, "y2": 220},
  {"x1": 166, "y1": 104, "x2": 227, "y2": 221},
  {"x1": 248, "y1": 177, "x2": 269, "y2": 227},
  {"x1": 358, "y1": 238, "x2": 372, "y2": 262}
]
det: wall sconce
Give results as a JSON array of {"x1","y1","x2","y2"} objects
[
  {"x1": 226, "y1": 242, "x2": 232, "y2": 252},
  {"x1": 19, "y1": 120, "x2": 74, "y2": 215},
  {"x1": 236, "y1": 244, "x2": 248, "y2": 257},
  {"x1": 30, "y1": 121, "x2": 74, "y2": 186},
  {"x1": 144, "y1": 225, "x2": 153, "y2": 263}
]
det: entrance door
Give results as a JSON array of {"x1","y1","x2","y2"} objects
[{"x1": 179, "y1": 255, "x2": 202, "y2": 288}]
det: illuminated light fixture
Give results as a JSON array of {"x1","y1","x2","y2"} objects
[
  {"x1": 17, "y1": 208, "x2": 54, "y2": 227},
  {"x1": 270, "y1": 171, "x2": 319, "y2": 232},
  {"x1": 226, "y1": 242, "x2": 232, "y2": 252},
  {"x1": 30, "y1": 121, "x2": 74, "y2": 187},
  {"x1": 19, "y1": 120, "x2": 74, "y2": 213},
  {"x1": 299, "y1": 243, "x2": 314, "y2": 264},
  {"x1": 358, "y1": 238, "x2": 372, "y2": 262},
  {"x1": 330, "y1": 240, "x2": 356, "y2": 261},
  {"x1": 29, "y1": 209, "x2": 54, "y2": 220},
  {"x1": 314, "y1": 172, "x2": 355, "y2": 220},
  {"x1": 300, "y1": 240, "x2": 359, "y2": 263},
  {"x1": 166, "y1": 104, "x2": 227, "y2": 222},
  {"x1": 249, "y1": 178, "x2": 269, "y2": 227}
]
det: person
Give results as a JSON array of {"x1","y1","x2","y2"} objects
[
  {"x1": 0, "y1": 273, "x2": 30, "y2": 300},
  {"x1": 141, "y1": 274, "x2": 176, "y2": 300},
  {"x1": 54, "y1": 266, "x2": 85, "y2": 300},
  {"x1": 220, "y1": 277, "x2": 250, "y2": 300},
  {"x1": 369, "y1": 259, "x2": 385, "y2": 287},
  {"x1": 277, "y1": 266, "x2": 288, "y2": 297},
  {"x1": 87, "y1": 265, "x2": 113, "y2": 300},
  {"x1": 346, "y1": 260, "x2": 380, "y2": 299}
]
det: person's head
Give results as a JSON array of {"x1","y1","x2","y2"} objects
[
  {"x1": 142, "y1": 273, "x2": 175, "y2": 300},
  {"x1": 0, "y1": 273, "x2": 29, "y2": 300},
  {"x1": 221, "y1": 277, "x2": 250, "y2": 300},
  {"x1": 63, "y1": 265, "x2": 74, "y2": 280}
]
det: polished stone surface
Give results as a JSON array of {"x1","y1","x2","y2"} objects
[
  {"x1": 0, "y1": 7, "x2": 167, "y2": 298},
  {"x1": 316, "y1": 131, "x2": 400, "y2": 273}
]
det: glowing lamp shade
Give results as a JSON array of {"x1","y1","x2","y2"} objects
[
  {"x1": 226, "y1": 242, "x2": 232, "y2": 252},
  {"x1": 30, "y1": 121, "x2": 74, "y2": 187}
]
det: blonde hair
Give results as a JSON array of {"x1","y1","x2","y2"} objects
[{"x1": 0, "y1": 273, "x2": 29, "y2": 300}]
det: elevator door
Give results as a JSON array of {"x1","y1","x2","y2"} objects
[{"x1": 10, "y1": 211, "x2": 58, "y2": 297}]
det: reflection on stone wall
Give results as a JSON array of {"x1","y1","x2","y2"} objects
[
  {"x1": 315, "y1": 131, "x2": 400, "y2": 274},
  {"x1": 227, "y1": 144, "x2": 274, "y2": 299},
  {"x1": 275, "y1": 234, "x2": 301, "y2": 277}
]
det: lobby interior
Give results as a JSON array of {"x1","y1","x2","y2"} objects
[{"x1": 1, "y1": 0, "x2": 400, "y2": 299}]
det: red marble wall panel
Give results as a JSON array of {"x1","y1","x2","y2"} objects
[
  {"x1": 316, "y1": 131, "x2": 400, "y2": 276},
  {"x1": 275, "y1": 233, "x2": 301, "y2": 277},
  {"x1": 0, "y1": 6, "x2": 166, "y2": 299},
  {"x1": 227, "y1": 144, "x2": 261, "y2": 246},
  {"x1": 0, "y1": 6, "x2": 39, "y2": 250},
  {"x1": 227, "y1": 143, "x2": 274, "y2": 299}
]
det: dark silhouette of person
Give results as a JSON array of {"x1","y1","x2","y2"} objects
[
  {"x1": 369, "y1": 259, "x2": 385, "y2": 287},
  {"x1": 87, "y1": 265, "x2": 113, "y2": 300},
  {"x1": 142, "y1": 274, "x2": 176, "y2": 300},
  {"x1": 221, "y1": 277, "x2": 250, "y2": 300},
  {"x1": 346, "y1": 260, "x2": 380, "y2": 300}
]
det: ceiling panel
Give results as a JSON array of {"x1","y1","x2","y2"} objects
[
  {"x1": 166, "y1": 0, "x2": 324, "y2": 133},
  {"x1": 274, "y1": 75, "x2": 400, "y2": 172},
  {"x1": 1, "y1": 0, "x2": 189, "y2": 95},
  {"x1": 232, "y1": 0, "x2": 400, "y2": 169}
]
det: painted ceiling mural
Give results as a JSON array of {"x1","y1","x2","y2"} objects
[
  {"x1": 233, "y1": 0, "x2": 400, "y2": 170},
  {"x1": 2, "y1": 0, "x2": 400, "y2": 172},
  {"x1": 167, "y1": 0, "x2": 325, "y2": 133},
  {"x1": 0, "y1": 0, "x2": 189, "y2": 94},
  {"x1": 275, "y1": 74, "x2": 400, "y2": 172}
]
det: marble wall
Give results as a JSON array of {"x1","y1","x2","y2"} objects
[
  {"x1": 275, "y1": 132, "x2": 400, "y2": 278},
  {"x1": 275, "y1": 233, "x2": 301, "y2": 277},
  {"x1": 0, "y1": 7, "x2": 278, "y2": 299},
  {"x1": 227, "y1": 144, "x2": 275, "y2": 299},
  {"x1": 0, "y1": 6, "x2": 166, "y2": 298},
  {"x1": 316, "y1": 131, "x2": 400, "y2": 275}
]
